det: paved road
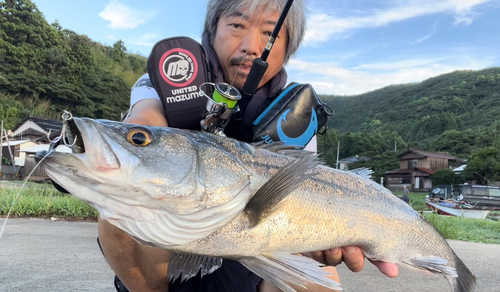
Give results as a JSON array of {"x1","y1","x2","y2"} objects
[{"x1": 0, "y1": 218, "x2": 498, "y2": 291}]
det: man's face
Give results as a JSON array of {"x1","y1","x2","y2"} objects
[{"x1": 213, "y1": 7, "x2": 288, "y2": 91}]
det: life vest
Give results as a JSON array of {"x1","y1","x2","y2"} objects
[{"x1": 146, "y1": 36, "x2": 332, "y2": 146}]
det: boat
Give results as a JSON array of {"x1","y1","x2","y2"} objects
[{"x1": 425, "y1": 199, "x2": 498, "y2": 219}]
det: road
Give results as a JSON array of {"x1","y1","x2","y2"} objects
[{"x1": 0, "y1": 218, "x2": 498, "y2": 292}]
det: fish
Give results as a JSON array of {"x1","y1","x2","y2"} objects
[{"x1": 39, "y1": 117, "x2": 476, "y2": 292}]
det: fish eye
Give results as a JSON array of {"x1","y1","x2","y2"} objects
[{"x1": 126, "y1": 127, "x2": 153, "y2": 147}]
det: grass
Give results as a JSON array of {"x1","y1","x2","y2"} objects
[
  {"x1": 0, "y1": 185, "x2": 98, "y2": 220},
  {"x1": 2, "y1": 185, "x2": 500, "y2": 245},
  {"x1": 424, "y1": 213, "x2": 500, "y2": 244},
  {"x1": 392, "y1": 191, "x2": 431, "y2": 212}
]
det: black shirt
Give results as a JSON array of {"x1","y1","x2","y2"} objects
[{"x1": 169, "y1": 260, "x2": 262, "y2": 292}]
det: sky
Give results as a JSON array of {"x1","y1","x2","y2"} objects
[{"x1": 32, "y1": 0, "x2": 500, "y2": 95}]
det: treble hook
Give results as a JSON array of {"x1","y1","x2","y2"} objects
[
  {"x1": 48, "y1": 111, "x2": 77, "y2": 151},
  {"x1": 63, "y1": 132, "x2": 78, "y2": 147},
  {"x1": 46, "y1": 129, "x2": 53, "y2": 142}
]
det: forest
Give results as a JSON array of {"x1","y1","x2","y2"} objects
[
  {"x1": 0, "y1": 0, "x2": 147, "y2": 129},
  {"x1": 317, "y1": 68, "x2": 500, "y2": 183},
  {"x1": 1, "y1": 0, "x2": 499, "y2": 184}
]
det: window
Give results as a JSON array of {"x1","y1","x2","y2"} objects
[
  {"x1": 408, "y1": 160, "x2": 418, "y2": 169},
  {"x1": 401, "y1": 177, "x2": 411, "y2": 184},
  {"x1": 488, "y1": 189, "x2": 500, "y2": 197},
  {"x1": 473, "y1": 188, "x2": 487, "y2": 196}
]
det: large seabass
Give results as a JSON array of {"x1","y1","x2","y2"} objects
[{"x1": 40, "y1": 117, "x2": 476, "y2": 292}]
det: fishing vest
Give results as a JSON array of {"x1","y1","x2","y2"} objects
[
  {"x1": 146, "y1": 35, "x2": 331, "y2": 144},
  {"x1": 147, "y1": 35, "x2": 287, "y2": 142}
]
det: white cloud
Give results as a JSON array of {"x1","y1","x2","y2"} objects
[
  {"x1": 304, "y1": 0, "x2": 489, "y2": 44},
  {"x1": 412, "y1": 25, "x2": 437, "y2": 45},
  {"x1": 99, "y1": 0, "x2": 153, "y2": 29},
  {"x1": 351, "y1": 58, "x2": 445, "y2": 71},
  {"x1": 286, "y1": 55, "x2": 493, "y2": 95},
  {"x1": 453, "y1": 15, "x2": 474, "y2": 25}
]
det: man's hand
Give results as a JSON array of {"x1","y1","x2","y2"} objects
[{"x1": 303, "y1": 246, "x2": 399, "y2": 278}]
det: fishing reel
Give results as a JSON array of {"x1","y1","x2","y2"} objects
[{"x1": 199, "y1": 82, "x2": 241, "y2": 136}]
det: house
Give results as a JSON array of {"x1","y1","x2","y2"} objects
[
  {"x1": 385, "y1": 149, "x2": 459, "y2": 192},
  {"x1": 10, "y1": 115, "x2": 63, "y2": 143},
  {"x1": 337, "y1": 156, "x2": 370, "y2": 170},
  {"x1": 1, "y1": 115, "x2": 63, "y2": 180},
  {"x1": 19, "y1": 144, "x2": 72, "y2": 181},
  {"x1": 453, "y1": 164, "x2": 466, "y2": 175},
  {"x1": 0, "y1": 140, "x2": 37, "y2": 180},
  {"x1": 1, "y1": 140, "x2": 38, "y2": 167}
]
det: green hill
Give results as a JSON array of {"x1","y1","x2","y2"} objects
[
  {"x1": 0, "y1": 0, "x2": 147, "y2": 128},
  {"x1": 322, "y1": 67, "x2": 500, "y2": 145},
  {"x1": 317, "y1": 68, "x2": 500, "y2": 181}
]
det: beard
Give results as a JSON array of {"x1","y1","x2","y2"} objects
[{"x1": 224, "y1": 56, "x2": 256, "y2": 90}]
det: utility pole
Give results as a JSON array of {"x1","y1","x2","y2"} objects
[
  {"x1": 395, "y1": 140, "x2": 397, "y2": 152},
  {"x1": 336, "y1": 139, "x2": 340, "y2": 169},
  {"x1": 0, "y1": 120, "x2": 3, "y2": 174}
]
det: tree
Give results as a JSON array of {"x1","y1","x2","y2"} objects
[
  {"x1": 317, "y1": 129, "x2": 339, "y2": 168},
  {"x1": 0, "y1": 0, "x2": 64, "y2": 73},
  {"x1": 429, "y1": 129, "x2": 473, "y2": 158},
  {"x1": 463, "y1": 147, "x2": 500, "y2": 184},
  {"x1": 349, "y1": 150, "x2": 400, "y2": 184},
  {"x1": 431, "y1": 169, "x2": 456, "y2": 186},
  {"x1": 111, "y1": 40, "x2": 126, "y2": 63}
]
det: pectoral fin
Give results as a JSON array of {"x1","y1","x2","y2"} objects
[
  {"x1": 402, "y1": 256, "x2": 457, "y2": 276},
  {"x1": 167, "y1": 253, "x2": 223, "y2": 283},
  {"x1": 244, "y1": 154, "x2": 322, "y2": 227},
  {"x1": 239, "y1": 253, "x2": 341, "y2": 292},
  {"x1": 403, "y1": 253, "x2": 476, "y2": 292}
]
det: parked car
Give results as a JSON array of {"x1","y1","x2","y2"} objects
[
  {"x1": 427, "y1": 184, "x2": 500, "y2": 207},
  {"x1": 458, "y1": 184, "x2": 500, "y2": 207}
]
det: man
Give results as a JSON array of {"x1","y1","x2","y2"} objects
[
  {"x1": 402, "y1": 186, "x2": 410, "y2": 204},
  {"x1": 98, "y1": 1, "x2": 399, "y2": 291}
]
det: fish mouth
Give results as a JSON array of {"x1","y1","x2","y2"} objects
[
  {"x1": 35, "y1": 117, "x2": 86, "y2": 163},
  {"x1": 63, "y1": 118, "x2": 85, "y2": 154}
]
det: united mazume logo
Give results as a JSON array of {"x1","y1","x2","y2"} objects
[{"x1": 159, "y1": 48, "x2": 198, "y2": 87}]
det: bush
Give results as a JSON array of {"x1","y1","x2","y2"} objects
[{"x1": 431, "y1": 169, "x2": 456, "y2": 186}]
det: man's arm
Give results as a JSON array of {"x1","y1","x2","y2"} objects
[
  {"x1": 122, "y1": 98, "x2": 168, "y2": 127},
  {"x1": 98, "y1": 99, "x2": 171, "y2": 292}
]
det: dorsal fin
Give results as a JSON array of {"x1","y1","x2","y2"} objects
[
  {"x1": 253, "y1": 142, "x2": 313, "y2": 158},
  {"x1": 244, "y1": 153, "x2": 322, "y2": 227},
  {"x1": 168, "y1": 253, "x2": 223, "y2": 283}
]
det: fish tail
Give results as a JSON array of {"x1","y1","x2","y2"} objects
[{"x1": 446, "y1": 251, "x2": 476, "y2": 292}]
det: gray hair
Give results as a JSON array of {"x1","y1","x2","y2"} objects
[{"x1": 203, "y1": 0, "x2": 306, "y2": 63}]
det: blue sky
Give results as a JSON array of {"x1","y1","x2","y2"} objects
[{"x1": 32, "y1": 0, "x2": 500, "y2": 95}]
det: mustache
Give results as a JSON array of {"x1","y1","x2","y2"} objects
[{"x1": 229, "y1": 56, "x2": 256, "y2": 66}]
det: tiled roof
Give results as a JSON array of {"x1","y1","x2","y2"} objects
[
  {"x1": 416, "y1": 167, "x2": 435, "y2": 175},
  {"x1": 398, "y1": 148, "x2": 458, "y2": 160},
  {"x1": 385, "y1": 169, "x2": 413, "y2": 174},
  {"x1": 11, "y1": 115, "x2": 63, "y2": 135}
]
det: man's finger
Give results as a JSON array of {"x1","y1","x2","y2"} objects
[
  {"x1": 323, "y1": 248, "x2": 342, "y2": 266},
  {"x1": 341, "y1": 246, "x2": 365, "y2": 272},
  {"x1": 368, "y1": 259, "x2": 399, "y2": 278}
]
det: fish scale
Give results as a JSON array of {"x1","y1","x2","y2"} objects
[{"x1": 40, "y1": 117, "x2": 476, "y2": 292}]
